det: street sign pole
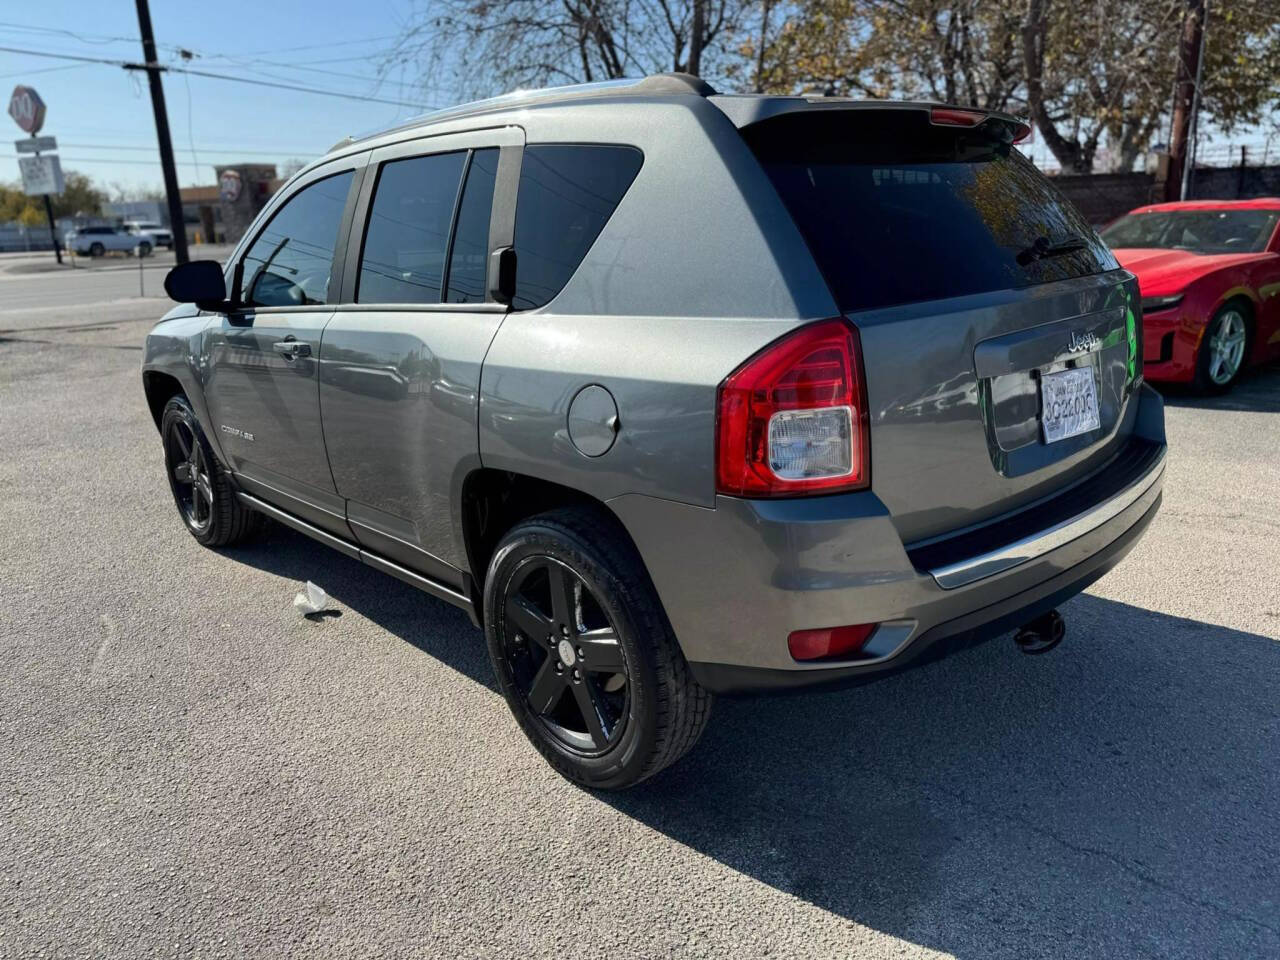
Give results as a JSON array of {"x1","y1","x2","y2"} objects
[
  {"x1": 41, "y1": 190, "x2": 61, "y2": 265},
  {"x1": 9, "y1": 86, "x2": 63, "y2": 264}
]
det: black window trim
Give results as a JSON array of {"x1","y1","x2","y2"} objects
[
  {"x1": 225, "y1": 157, "x2": 367, "y2": 314},
  {"x1": 336, "y1": 126, "x2": 524, "y2": 312}
]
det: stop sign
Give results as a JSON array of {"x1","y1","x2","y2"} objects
[{"x1": 8, "y1": 85, "x2": 47, "y2": 135}]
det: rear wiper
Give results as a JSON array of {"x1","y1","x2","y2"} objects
[{"x1": 1017, "y1": 235, "x2": 1088, "y2": 266}]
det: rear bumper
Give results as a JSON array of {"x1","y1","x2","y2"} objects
[{"x1": 610, "y1": 384, "x2": 1166, "y2": 694}]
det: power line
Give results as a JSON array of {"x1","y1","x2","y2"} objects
[
  {"x1": 53, "y1": 142, "x2": 317, "y2": 157},
  {"x1": 0, "y1": 45, "x2": 433, "y2": 110},
  {"x1": 1, "y1": 153, "x2": 168, "y2": 166},
  {"x1": 238, "y1": 34, "x2": 401, "y2": 56}
]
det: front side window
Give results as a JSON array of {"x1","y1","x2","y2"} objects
[
  {"x1": 241, "y1": 170, "x2": 354, "y2": 308},
  {"x1": 357, "y1": 151, "x2": 467, "y2": 304},
  {"x1": 511, "y1": 144, "x2": 644, "y2": 310}
]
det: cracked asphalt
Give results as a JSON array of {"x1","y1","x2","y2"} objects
[{"x1": 2, "y1": 260, "x2": 1278, "y2": 958}]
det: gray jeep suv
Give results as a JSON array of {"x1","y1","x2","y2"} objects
[{"x1": 144, "y1": 74, "x2": 1166, "y2": 789}]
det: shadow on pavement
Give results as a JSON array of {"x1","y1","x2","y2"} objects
[
  {"x1": 218, "y1": 522, "x2": 494, "y2": 688},
  {"x1": 1157, "y1": 361, "x2": 1280, "y2": 413},
  {"x1": 224, "y1": 525, "x2": 1279, "y2": 957}
]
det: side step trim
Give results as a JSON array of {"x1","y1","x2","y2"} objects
[{"x1": 236, "y1": 491, "x2": 477, "y2": 620}]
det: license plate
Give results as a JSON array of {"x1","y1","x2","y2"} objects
[{"x1": 1040, "y1": 366, "x2": 1100, "y2": 443}]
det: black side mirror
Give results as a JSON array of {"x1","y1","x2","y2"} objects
[{"x1": 164, "y1": 260, "x2": 228, "y2": 309}]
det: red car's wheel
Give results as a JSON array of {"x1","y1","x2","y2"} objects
[{"x1": 1195, "y1": 302, "x2": 1251, "y2": 394}]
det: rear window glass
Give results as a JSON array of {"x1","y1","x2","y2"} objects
[
  {"x1": 512, "y1": 144, "x2": 643, "y2": 310},
  {"x1": 745, "y1": 112, "x2": 1116, "y2": 313}
]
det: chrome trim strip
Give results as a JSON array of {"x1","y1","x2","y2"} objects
[{"x1": 929, "y1": 447, "x2": 1166, "y2": 590}]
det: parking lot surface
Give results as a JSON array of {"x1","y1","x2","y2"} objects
[{"x1": 2, "y1": 276, "x2": 1277, "y2": 958}]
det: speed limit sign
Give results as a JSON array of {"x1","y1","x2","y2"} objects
[{"x1": 8, "y1": 85, "x2": 47, "y2": 135}]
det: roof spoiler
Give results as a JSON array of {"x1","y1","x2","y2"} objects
[{"x1": 711, "y1": 95, "x2": 1031, "y2": 143}]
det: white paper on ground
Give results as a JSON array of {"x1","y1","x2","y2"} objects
[{"x1": 293, "y1": 581, "x2": 332, "y2": 615}]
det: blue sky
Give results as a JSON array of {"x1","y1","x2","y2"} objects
[
  {"x1": 3, "y1": 3, "x2": 1272, "y2": 192},
  {"x1": 0, "y1": 1, "x2": 444, "y2": 192}
]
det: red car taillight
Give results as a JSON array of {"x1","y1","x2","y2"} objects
[{"x1": 715, "y1": 318, "x2": 870, "y2": 497}]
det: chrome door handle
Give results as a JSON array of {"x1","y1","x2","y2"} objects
[{"x1": 273, "y1": 340, "x2": 311, "y2": 358}]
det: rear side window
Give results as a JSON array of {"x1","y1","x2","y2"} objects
[
  {"x1": 745, "y1": 113, "x2": 1117, "y2": 313},
  {"x1": 358, "y1": 151, "x2": 467, "y2": 304},
  {"x1": 241, "y1": 170, "x2": 354, "y2": 308},
  {"x1": 512, "y1": 144, "x2": 643, "y2": 310},
  {"x1": 445, "y1": 148, "x2": 499, "y2": 304}
]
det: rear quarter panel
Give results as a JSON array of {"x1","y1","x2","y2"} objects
[{"x1": 478, "y1": 97, "x2": 837, "y2": 508}]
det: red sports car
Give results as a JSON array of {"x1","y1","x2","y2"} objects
[{"x1": 1100, "y1": 198, "x2": 1280, "y2": 392}]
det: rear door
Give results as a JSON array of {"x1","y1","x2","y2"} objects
[
  {"x1": 203, "y1": 161, "x2": 362, "y2": 536},
  {"x1": 744, "y1": 108, "x2": 1140, "y2": 543},
  {"x1": 319, "y1": 127, "x2": 521, "y2": 582}
]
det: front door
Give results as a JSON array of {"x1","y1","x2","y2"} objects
[
  {"x1": 319, "y1": 131, "x2": 520, "y2": 584},
  {"x1": 204, "y1": 165, "x2": 359, "y2": 536}
]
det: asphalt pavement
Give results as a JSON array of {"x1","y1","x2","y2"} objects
[{"x1": 1, "y1": 270, "x2": 1277, "y2": 958}]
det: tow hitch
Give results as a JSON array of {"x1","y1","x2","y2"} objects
[{"x1": 1014, "y1": 609, "x2": 1065, "y2": 655}]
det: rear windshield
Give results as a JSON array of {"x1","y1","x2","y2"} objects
[
  {"x1": 1100, "y1": 209, "x2": 1279, "y2": 254},
  {"x1": 744, "y1": 112, "x2": 1116, "y2": 313}
]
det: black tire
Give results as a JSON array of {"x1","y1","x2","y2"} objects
[
  {"x1": 89, "y1": 242, "x2": 104, "y2": 257},
  {"x1": 160, "y1": 395, "x2": 259, "y2": 547},
  {"x1": 483, "y1": 506, "x2": 712, "y2": 790},
  {"x1": 1193, "y1": 301, "x2": 1252, "y2": 394},
  {"x1": 137, "y1": 242, "x2": 152, "y2": 258}
]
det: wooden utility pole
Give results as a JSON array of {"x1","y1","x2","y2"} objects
[
  {"x1": 132, "y1": 0, "x2": 189, "y2": 264},
  {"x1": 1165, "y1": 0, "x2": 1208, "y2": 203},
  {"x1": 689, "y1": 0, "x2": 705, "y2": 76}
]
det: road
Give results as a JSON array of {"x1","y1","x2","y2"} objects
[{"x1": 1, "y1": 270, "x2": 1278, "y2": 959}]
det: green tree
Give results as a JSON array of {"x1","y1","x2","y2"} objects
[
  {"x1": 748, "y1": 0, "x2": 1280, "y2": 173},
  {"x1": 0, "y1": 170, "x2": 106, "y2": 224}
]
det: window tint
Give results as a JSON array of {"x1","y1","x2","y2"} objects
[
  {"x1": 358, "y1": 151, "x2": 466, "y2": 304},
  {"x1": 444, "y1": 148, "x2": 499, "y2": 304},
  {"x1": 744, "y1": 113, "x2": 1116, "y2": 313},
  {"x1": 512, "y1": 144, "x2": 643, "y2": 310},
  {"x1": 242, "y1": 171, "x2": 353, "y2": 308}
]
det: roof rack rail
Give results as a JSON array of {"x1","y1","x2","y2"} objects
[{"x1": 634, "y1": 73, "x2": 717, "y2": 97}]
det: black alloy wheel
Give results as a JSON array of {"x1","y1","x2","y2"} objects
[
  {"x1": 502, "y1": 556, "x2": 630, "y2": 754},
  {"x1": 484, "y1": 506, "x2": 712, "y2": 790},
  {"x1": 164, "y1": 414, "x2": 214, "y2": 536},
  {"x1": 159, "y1": 394, "x2": 259, "y2": 547}
]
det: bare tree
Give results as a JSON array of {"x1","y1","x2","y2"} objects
[{"x1": 382, "y1": 0, "x2": 750, "y2": 101}]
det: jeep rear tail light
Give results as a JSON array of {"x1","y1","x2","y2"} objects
[{"x1": 716, "y1": 318, "x2": 869, "y2": 497}]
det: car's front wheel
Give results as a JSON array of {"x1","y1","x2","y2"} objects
[
  {"x1": 160, "y1": 395, "x2": 258, "y2": 547},
  {"x1": 1195, "y1": 302, "x2": 1251, "y2": 393},
  {"x1": 483, "y1": 506, "x2": 711, "y2": 790},
  {"x1": 137, "y1": 242, "x2": 152, "y2": 258},
  {"x1": 88, "y1": 242, "x2": 104, "y2": 257}
]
